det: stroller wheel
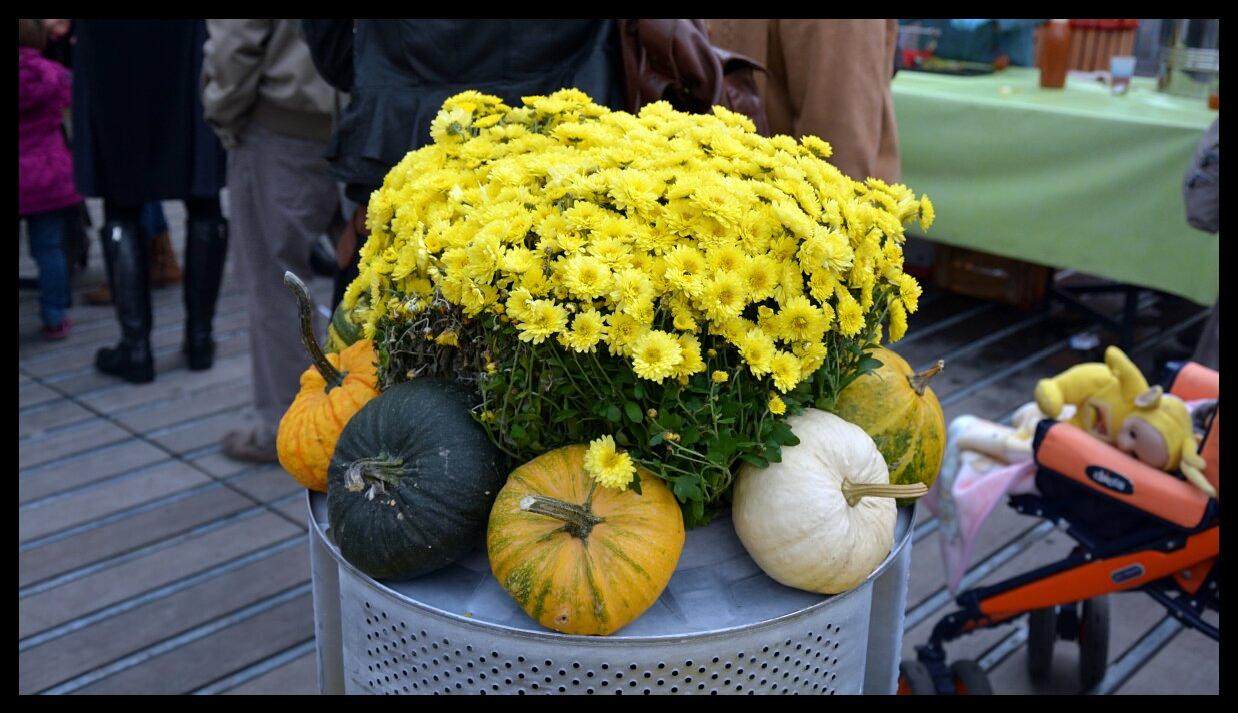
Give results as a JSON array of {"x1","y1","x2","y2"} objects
[
  {"x1": 897, "y1": 659, "x2": 937, "y2": 695},
  {"x1": 950, "y1": 660, "x2": 993, "y2": 695},
  {"x1": 1027, "y1": 606, "x2": 1057, "y2": 680},
  {"x1": 1078, "y1": 596, "x2": 1110, "y2": 691}
]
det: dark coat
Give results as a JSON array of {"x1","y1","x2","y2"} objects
[
  {"x1": 71, "y1": 19, "x2": 225, "y2": 205},
  {"x1": 304, "y1": 19, "x2": 625, "y2": 200}
]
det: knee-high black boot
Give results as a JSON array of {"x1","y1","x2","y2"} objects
[
  {"x1": 95, "y1": 221, "x2": 155, "y2": 383},
  {"x1": 183, "y1": 219, "x2": 229, "y2": 370}
]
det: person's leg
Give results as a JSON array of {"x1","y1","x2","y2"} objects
[
  {"x1": 222, "y1": 122, "x2": 339, "y2": 461},
  {"x1": 95, "y1": 200, "x2": 154, "y2": 382},
  {"x1": 144, "y1": 201, "x2": 183, "y2": 288},
  {"x1": 26, "y1": 210, "x2": 71, "y2": 335},
  {"x1": 182, "y1": 194, "x2": 227, "y2": 370}
]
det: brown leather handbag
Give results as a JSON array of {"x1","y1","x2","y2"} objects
[{"x1": 617, "y1": 19, "x2": 769, "y2": 135}]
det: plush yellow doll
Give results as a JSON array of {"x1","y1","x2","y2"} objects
[
  {"x1": 1117, "y1": 386, "x2": 1216, "y2": 498},
  {"x1": 1034, "y1": 346, "x2": 1149, "y2": 444}
]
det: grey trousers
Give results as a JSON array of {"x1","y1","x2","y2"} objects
[
  {"x1": 1191, "y1": 301, "x2": 1219, "y2": 371},
  {"x1": 227, "y1": 122, "x2": 340, "y2": 444}
]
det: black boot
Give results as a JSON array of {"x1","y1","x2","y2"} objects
[
  {"x1": 183, "y1": 219, "x2": 229, "y2": 370},
  {"x1": 95, "y1": 221, "x2": 155, "y2": 383}
]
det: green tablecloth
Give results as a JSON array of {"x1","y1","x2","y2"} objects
[{"x1": 892, "y1": 67, "x2": 1218, "y2": 305}]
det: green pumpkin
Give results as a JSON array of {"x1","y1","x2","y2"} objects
[
  {"x1": 325, "y1": 300, "x2": 365, "y2": 353},
  {"x1": 327, "y1": 378, "x2": 506, "y2": 581}
]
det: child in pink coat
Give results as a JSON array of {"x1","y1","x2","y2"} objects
[{"x1": 19, "y1": 19, "x2": 82, "y2": 339}]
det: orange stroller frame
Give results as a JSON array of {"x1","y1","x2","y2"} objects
[{"x1": 901, "y1": 361, "x2": 1219, "y2": 694}]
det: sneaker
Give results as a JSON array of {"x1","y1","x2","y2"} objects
[
  {"x1": 222, "y1": 427, "x2": 279, "y2": 463},
  {"x1": 42, "y1": 319, "x2": 72, "y2": 341}
]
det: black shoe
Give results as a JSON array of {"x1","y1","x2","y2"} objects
[
  {"x1": 95, "y1": 221, "x2": 155, "y2": 383},
  {"x1": 183, "y1": 218, "x2": 228, "y2": 371},
  {"x1": 96, "y1": 339, "x2": 155, "y2": 383}
]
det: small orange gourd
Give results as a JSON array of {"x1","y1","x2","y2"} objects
[{"x1": 276, "y1": 272, "x2": 380, "y2": 492}]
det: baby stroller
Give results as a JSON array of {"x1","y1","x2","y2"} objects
[{"x1": 899, "y1": 361, "x2": 1220, "y2": 694}]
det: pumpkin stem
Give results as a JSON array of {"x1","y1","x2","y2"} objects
[
  {"x1": 344, "y1": 455, "x2": 405, "y2": 494},
  {"x1": 908, "y1": 360, "x2": 945, "y2": 396},
  {"x1": 284, "y1": 271, "x2": 346, "y2": 391},
  {"x1": 840, "y1": 479, "x2": 929, "y2": 508},
  {"x1": 519, "y1": 495, "x2": 603, "y2": 539}
]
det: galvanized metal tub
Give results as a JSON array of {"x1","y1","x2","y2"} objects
[{"x1": 307, "y1": 491, "x2": 914, "y2": 695}]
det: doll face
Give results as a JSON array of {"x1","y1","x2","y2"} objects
[{"x1": 1116, "y1": 416, "x2": 1170, "y2": 469}]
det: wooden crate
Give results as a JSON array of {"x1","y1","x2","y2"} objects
[{"x1": 931, "y1": 244, "x2": 1051, "y2": 311}]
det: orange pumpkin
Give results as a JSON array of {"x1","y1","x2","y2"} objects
[
  {"x1": 276, "y1": 272, "x2": 380, "y2": 492},
  {"x1": 487, "y1": 445, "x2": 685, "y2": 636}
]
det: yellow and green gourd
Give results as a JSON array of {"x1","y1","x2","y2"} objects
[{"x1": 832, "y1": 347, "x2": 946, "y2": 502}]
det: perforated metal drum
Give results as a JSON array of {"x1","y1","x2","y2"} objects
[{"x1": 307, "y1": 492, "x2": 915, "y2": 695}]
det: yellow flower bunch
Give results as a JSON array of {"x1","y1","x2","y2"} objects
[{"x1": 347, "y1": 89, "x2": 933, "y2": 496}]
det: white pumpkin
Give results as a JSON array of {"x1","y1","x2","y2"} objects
[{"x1": 732, "y1": 409, "x2": 926, "y2": 594}]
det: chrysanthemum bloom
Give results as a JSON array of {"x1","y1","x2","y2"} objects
[
  {"x1": 583, "y1": 435, "x2": 635, "y2": 490},
  {"x1": 768, "y1": 394, "x2": 787, "y2": 415},
  {"x1": 516, "y1": 299, "x2": 568, "y2": 344},
  {"x1": 631, "y1": 330, "x2": 684, "y2": 383}
]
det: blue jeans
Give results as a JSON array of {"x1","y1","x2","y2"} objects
[{"x1": 25, "y1": 210, "x2": 71, "y2": 328}]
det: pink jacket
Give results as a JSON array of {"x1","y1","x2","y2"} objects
[{"x1": 19, "y1": 46, "x2": 83, "y2": 216}]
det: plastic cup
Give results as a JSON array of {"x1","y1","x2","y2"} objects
[{"x1": 1110, "y1": 55, "x2": 1136, "y2": 95}]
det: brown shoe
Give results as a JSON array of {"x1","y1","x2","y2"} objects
[
  {"x1": 222, "y1": 427, "x2": 279, "y2": 463},
  {"x1": 84, "y1": 283, "x2": 113, "y2": 305},
  {"x1": 150, "y1": 231, "x2": 183, "y2": 288}
]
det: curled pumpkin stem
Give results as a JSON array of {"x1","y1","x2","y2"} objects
[
  {"x1": 840, "y1": 479, "x2": 929, "y2": 508},
  {"x1": 284, "y1": 271, "x2": 346, "y2": 391},
  {"x1": 344, "y1": 455, "x2": 405, "y2": 495},
  {"x1": 908, "y1": 360, "x2": 945, "y2": 396}
]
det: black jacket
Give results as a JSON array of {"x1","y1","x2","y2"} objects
[
  {"x1": 303, "y1": 20, "x2": 625, "y2": 202},
  {"x1": 70, "y1": 19, "x2": 225, "y2": 205}
]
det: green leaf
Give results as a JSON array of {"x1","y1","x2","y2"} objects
[
  {"x1": 633, "y1": 383, "x2": 645, "y2": 399},
  {"x1": 605, "y1": 405, "x2": 623, "y2": 423},
  {"x1": 624, "y1": 401, "x2": 643, "y2": 423},
  {"x1": 648, "y1": 432, "x2": 665, "y2": 446},
  {"x1": 672, "y1": 476, "x2": 703, "y2": 503},
  {"x1": 627, "y1": 472, "x2": 643, "y2": 495},
  {"x1": 740, "y1": 453, "x2": 769, "y2": 468}
]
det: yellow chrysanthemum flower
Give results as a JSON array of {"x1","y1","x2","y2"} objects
[
  {"x1": 888, "y1": 298, "x2": 908, "y2": 343},
  {"x1": 561, "y1": 254, "x2": 612, "y2": 300},
  {"x1": 675, "y1": 333, "x2": 706, "y2": 377},
  {"x1": 700, "y1": 270, "x2": 747, "y2": 322},
  {"x1": 919, "y1": 194, "x2": 935, "y2": 231},
  {"x1": 768, "y1": 394, "x2": 787, "y2": 415},
  {"x1": 776, "y1": 295, "x2": 828, "y2": 343},
  {"x1": 583, "y1": 435, "x2": 636, "y2": 490},
  {"x1": 631, "y1": 330, "x2": 684, "y2": 383},
  {"x1": 566, "y1": 309, "x2": 606, "y2": 352},
  {"x1": 516, "y1": 299, "x2": 568, "y2": 344},
  {"x1": 738, "y1": 327, "x2": 776, "y2": 377},
  {"x1": 769, "y1": 351, "x2": 802, "y2": 393},
  {"x1": 899, "y1": 273, "x2": 922, "y2": 314},
  {"x1": 711, "y1": 370, "x2": 729, "y2": 383},
  {"x1": 604, "y1": 312, "x2": 648, "y2": 357}
]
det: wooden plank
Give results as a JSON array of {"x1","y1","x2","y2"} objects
[
  {"x1": 18, "y1": 398, "x2": 94, "y2": 440},
  {"x1": 18, "y1": 380, "x2": 60, "y2": 409},
  {"x1": 40, "y1": 330, "x2": 251, "y2": 396},
  {"x1": 18, "y1": 474, "x2": 276, "y2": 588},
  {"x1": 19, "y1": 512, "x2": 301, "y2": 639},
  {"x1": 146, "y1": 407, "x2": 253, "y2": 456},
  {"x1": 113, "y1": 379, "x2": 252, "y2": 434},
  {"x1": 69, "y1": 593, "x2": 315, "y2": 694},
  {"x1": 18, "y1": 439, "x2": 168, "y2": 505},
  {"x1": 18, "y1": 419, "x2": 133, "y2": 471},
  {"x1": 224, "y1": 465, "x2": 304, "y2": 507},
  {"x1": 18, "y1": 542, "x2": 310, "y2": 694},
  {"x1": 74, "y1": 353, "x2": 251, "y2": 415},
  {"x1": 220, "y1": 650, "x2": 318, "y2": 695},
  {"x1": 19, "y1": 459, "x2": 212, "y2": 543},
  {"x1": 1113, "y1": 626, "x2": 1218, "y2": 695}
]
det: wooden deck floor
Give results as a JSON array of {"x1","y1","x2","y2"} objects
[{"x1": 18, "y1": 200, "x2": 1218, "y2": 694}]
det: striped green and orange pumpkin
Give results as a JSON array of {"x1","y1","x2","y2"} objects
[
  {"x1": 831, "y1": 347, "x2": 946, "y2": 503},
  {"x1": 276, "y1": 272, "x2": 380, "y2": 492},
  {"x1": 487, "y1": 446, "x2": 685, "y2": 636}
]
